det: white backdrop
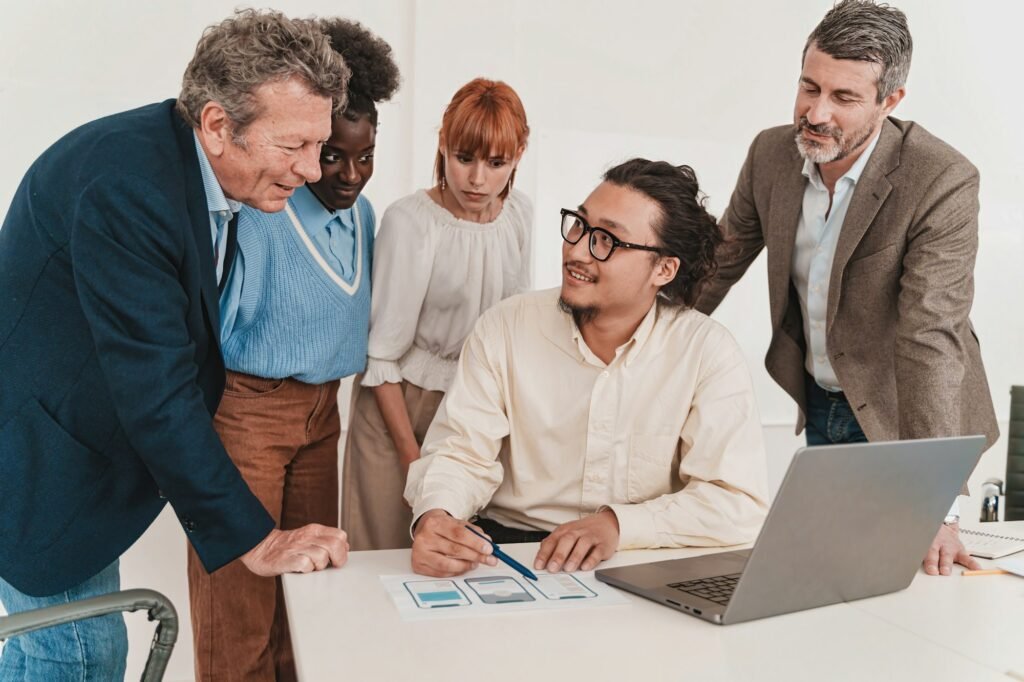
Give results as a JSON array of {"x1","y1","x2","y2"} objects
[{"x1": 2, "y1": 2, "x2": 1021, "y2": 679}]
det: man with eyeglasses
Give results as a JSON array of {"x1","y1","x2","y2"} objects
[{"x1": 405, "y1": 159, "x2": 769, "y2": 577}]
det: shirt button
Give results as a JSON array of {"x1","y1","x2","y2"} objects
[{"x1": 601, "y1": 370, "x2": 610, "y2": 378}]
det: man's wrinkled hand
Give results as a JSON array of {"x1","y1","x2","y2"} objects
[
  {"x1": 241, "y1": 524, "x2": 349, "y2": 576},
  {"x1": 411, "y1": 510, "x2": 497, "y2": 577},
  {"x1": 534, "y1": 510, "x2": 620, "y2": 573},
  {"x1": 922, "y1": 523, "x2": 980, "y2": 576}
]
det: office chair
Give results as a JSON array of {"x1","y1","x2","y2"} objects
[
  {"x1": 0, "y1": 589, "x2": 177, "y2": 682},
  {"x1": 1007, "y1": 385, "x2": 1024, "y2": 521}
]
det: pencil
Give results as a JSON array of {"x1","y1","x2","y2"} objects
[{"x1": 961, "y1": 568, "x2": 1009, "y2": 577}]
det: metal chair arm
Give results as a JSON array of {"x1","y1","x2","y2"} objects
[{"x1": 0, "y1": 588, "x2": 177, "y2": 681}]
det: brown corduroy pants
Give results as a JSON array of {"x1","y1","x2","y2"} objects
[{"x1": 187, "y1": 371, "x2": 340, "y2": 682}]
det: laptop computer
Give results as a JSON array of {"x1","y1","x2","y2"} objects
[{"x1": 595, "y1": 436, "x2": 986, "y2": 625}]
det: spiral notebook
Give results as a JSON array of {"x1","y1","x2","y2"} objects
[{"x1": 961, "y1": 528, "x2": 1024, "y2": 559}]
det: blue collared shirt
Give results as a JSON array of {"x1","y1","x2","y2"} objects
[
  {"x1": 290, "y1": 184, "x2": 358, "y2": 281},
  {"x1": 192, "y1": 133, "x2": 241, "y2": 283}
]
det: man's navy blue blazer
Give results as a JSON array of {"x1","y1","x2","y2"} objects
[{"x1": 0, "y1": 100, "x2": 274, "y2": 596}]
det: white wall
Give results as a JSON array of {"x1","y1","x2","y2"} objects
[{"x1": 2, "y1": 2, "x2": 1021, "y2": 680}]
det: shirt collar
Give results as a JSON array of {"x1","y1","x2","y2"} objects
[
  {"x1": 802, "y1": 127, "x2": 882, "y2": 191},
  {"x1": 569, "y1": 297, "x2": 660, "y2": 368},
  {"x1": 291, "y1": 184, "x2": 355, "y2": 231},
  {"x1": 192, "y1": 132, "x2": 241, "y2": 216}
]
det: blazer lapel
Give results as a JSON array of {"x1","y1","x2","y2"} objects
[
  {"x1": 826, "y1": 118, "x2": 899, "y2": 329},
  {"x1": 767, "y1": 148, "x2": 806, "y2": 328},
  {"x1": 173, "y1": 110, "x2": 223, "y2": 342}
]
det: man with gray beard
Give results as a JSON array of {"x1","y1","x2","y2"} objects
[{"x1": 695, "y1": 0, "x2": 998, "y2": 576}]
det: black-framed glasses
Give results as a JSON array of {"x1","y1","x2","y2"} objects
[{"x1": 559, "y1": 209, "x2": 663, "y2": 262}]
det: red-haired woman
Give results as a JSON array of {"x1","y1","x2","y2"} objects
[{"x1": 342, "y1": 78, "x2": 532, "y2": 550}]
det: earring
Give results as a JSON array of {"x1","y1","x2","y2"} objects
[
  {"x1": 506, "y1": 168, "x2": 517, "y2": 194},
  {"x1": 439, "y1": 156, "x2": 447, "y2": 191},
  {"x1": 440, "y1": 174, "x2": 447, "y2": 191}
]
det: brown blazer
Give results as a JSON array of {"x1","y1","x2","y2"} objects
[{"x1": 696, "y1": 117, "x2": 999, "y2": 450}]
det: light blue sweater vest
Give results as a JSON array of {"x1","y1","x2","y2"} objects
[{"x1": 220, "y1": 193, "x2": 374, "y2": 384}]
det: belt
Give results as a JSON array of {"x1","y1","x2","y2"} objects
[{"x1": 806, "y1": 372, "x2": 847, "y2": 402}]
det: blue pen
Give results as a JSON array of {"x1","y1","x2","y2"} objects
[{"x1": 464, "y1": 525, "x2": 539, "y2": 581}]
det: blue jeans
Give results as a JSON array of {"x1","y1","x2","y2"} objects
[
  {"x1": 0, "y1": 560, "x2": 127, "y2": 682},
  {"x1": 804, "y1": 375, "x2": 868, "y2": 446}
]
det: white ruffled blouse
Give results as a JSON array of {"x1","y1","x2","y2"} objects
[{"x1": 362, "y1": 188, "x2": 533, "y2": 392}]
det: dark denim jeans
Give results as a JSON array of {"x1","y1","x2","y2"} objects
[
  {"x1": 804, "y1": 374, "x2": 868, "y2": 446},
  {"x1": 0, "y1": 560, "x2": 127, "y2": 682}
]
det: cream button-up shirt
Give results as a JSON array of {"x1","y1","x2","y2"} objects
[{"x1": 405, "y1": 289, "x2": 769, "y2": 550}]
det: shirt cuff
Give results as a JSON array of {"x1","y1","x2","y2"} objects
[
  {"x1": 361, "y1": 357, "x2": 403, "y2": 387},
  {"x1": 605, "y1": 503, "x2": 658, "y2": 550},
  {"x1": 409, "y1": 493, "x2": 477, "y2": 538}
]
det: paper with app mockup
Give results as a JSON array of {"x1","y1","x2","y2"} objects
[{"x1": 381, "y1": 568, "x2": 629, "y2": 621}]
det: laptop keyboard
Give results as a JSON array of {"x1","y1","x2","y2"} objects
[{"x1": 668, "y1": 573, "x2": 741, "y2": 605}]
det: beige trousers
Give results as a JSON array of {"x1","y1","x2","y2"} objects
[{"x1": 341, "y1": 380, "x2": 444, "y2": 550}]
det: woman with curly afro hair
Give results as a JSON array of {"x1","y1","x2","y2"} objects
[{"x1": 187, "y1": 18, "x2": 399, "y2": 682}]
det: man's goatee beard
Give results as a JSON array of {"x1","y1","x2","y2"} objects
[{"x1": 558, "y1": 296, "x2": 598, "y2": 326}]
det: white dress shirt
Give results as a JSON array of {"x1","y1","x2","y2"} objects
[
  {"x1": 791, "y1": 132, "x2": 880, "y2": 391},
  {"x1": 405, "y1": 289, "x2": 769, "y2": 550}
]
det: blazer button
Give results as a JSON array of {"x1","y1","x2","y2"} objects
[{"x1": 184, "y1": 519, "x2": 197, "y2": 532}]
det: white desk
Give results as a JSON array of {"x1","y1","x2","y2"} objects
[
  {"x1": 849, "y1": 519, "x2": 1024, "y2": 675},
  {"x1": 283, "y1": 522, "x2": 1024, "y2": 681}
]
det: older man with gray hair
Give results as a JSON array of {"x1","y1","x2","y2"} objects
[
  {"x1": 0, "y1": 10, "x2": 350, "y2": 678},
  {"x1": 696, "y1": 0, "x2": 998, "y2": 576}
]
